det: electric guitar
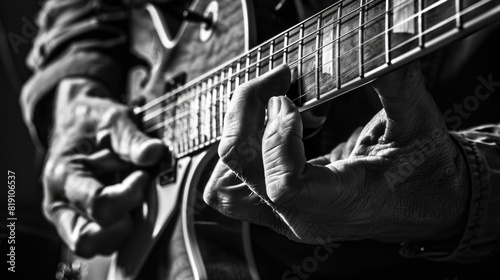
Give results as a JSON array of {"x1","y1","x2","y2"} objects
[{"x1": 101, "y1": 0, "x2": 500, "y2": 279}]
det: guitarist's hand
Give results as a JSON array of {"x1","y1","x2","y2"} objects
[
  {"x1": 43, "y1": 78, "x2": 164, "y2": 257},
  {"x1": 204, "y1": 63, "x2": 470, "y2": 244}
]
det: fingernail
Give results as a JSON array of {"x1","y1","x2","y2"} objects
[{"x1": 268, "y1": 97, "x2": 281, "y2": 117}]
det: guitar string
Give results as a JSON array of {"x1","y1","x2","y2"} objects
[
  {"x1": 136, "y1": 0, "x2": 384, "y2": 114},
  {"x1": 136, "y1": 0, "x2": 407, "y2": 115},
  {"x1": 144, "y1": 8, "x2": 457, "y2": 137},
  {"x1": 140, "y1": 0, "x2": 429, "y2": 123},
  {"x1": 140, "y1": 0, "x2": 389, "y2": 122},
  {"x1": 289, "y1": 0, "x2": 486, "y2": 102},
  {"x1": 141, "y1": 0, "x2": 451, "y2": 127},
  {"x1": 142, "y1": 0, "x2": 448, "y2": 126},
  {"x1": 144, "y1": 1, "x2": 489, "y2": 138}
]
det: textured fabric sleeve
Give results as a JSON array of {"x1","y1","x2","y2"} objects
[
  {"x1": 400, "y1": 124, "x2": 500, "y2": 263},
  {"x1": 20, "y1": 0, "x2": 129, "y2": 148}
]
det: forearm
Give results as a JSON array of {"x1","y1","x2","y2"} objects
[
  {"x1": 21, "y1": 0, "x2": 130, "y2": 149},
  {"x1": 401, "y1": 124, "x2": 500, "y2": 263}
]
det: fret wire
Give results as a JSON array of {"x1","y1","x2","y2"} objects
[
  {"x1": 211, "y1": 76, "x2": 218, "y2": 140},
  {"x1": 236, "y1": 61, "x2": 241, "y2": 89},
  {"x1": 418, "y1": 0, "x2": 424, "y2": 47},
  {"x1": 256, "y1": 47, "x2": 261, "y2": 76},
  {"x1": 227, "y1": 66, "x2": 233, "y2": 100},
  {"x1": 177, "y1": 90, "x2": 184, "y2": 153},
  {"x1": 173, "y1": 91, "x2": 180, "y2": 153},
  {"x1": 206, "y1": 78, "x2": 213, "y2": 141},
  {"x1": 331, "y1": 10, "x2": 336, "y2": 90},
  {"x1": 146, "y1": 2, "x2": 492, "y2": 135},
  {"x1": 185, "y1": 89, "x2": 192, "y2": 150},
  {"x1": 385, "y1": 0, "x2": 391, "y2": 64},
  {"x1": 219, "y1": 70, "x2": 225, "y2": 136},
  {"x1": 195, "y1": 85, "x2": 200, "y2": 147},
  {"x1": 283, "y1": 32, "x2": 289, "y2": 64},
  {"x1": 315, "y1": 15, "x2": 321, "y2": 100},
  {"x1": 206, "y1": 81, "x2": 211, "y2": 141},
  {"x1": 195, "y1": 83, "x2": 201, "y2": 149},
  {"x1": 184, "y1": 95, "x2": 190, "y2": 151},
  {"x1": 269, "y1": 40, "x2": 274, "y2": 72},
  {"x1": 359, "y1": 0, "x2": 365, "y2": 78},
  {"x1": 455, "y1": 0, "x2": 462, "y2": 29},
  {"x1": 196, "y1": 86, "x2": 201, "y2": 146},
  {"x1": 336, "y1": 2, "x2": 342, "y2": 89},
  {"x1": 298, "y1": 24, "x2": 304, "y2": 103},
  {"x1": 245, "y1": 54, "x2": 250, "y2": 83},
  {"x1": 205, "y1": 80, "x2": 211, "y2": 141},
  {"x1": 191, "y1": 85, "x2": 197, "y2": 150}
]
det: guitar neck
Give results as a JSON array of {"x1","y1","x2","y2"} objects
[{"x1": 138, "y1": 0, "x2": 500, "y2": 158}]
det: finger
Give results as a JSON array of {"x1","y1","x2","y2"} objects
[
  {"x1": 49, "y1": 161, "x2": 149, "y2": 225},
  {"x1": 80, "y1": 149, "x2": 132, "y2": 174},
  {"x1": 203, "y1": 160, "x2": 299, "y2": 241},
  {"x1": 263, "y1": 96, "x2": 342, "y2": 209},
  {"x1": 372, "y1": 61, "x2": 427, "y2": 122},
  {"x1": 44, "y1": 203, "x2": 132, "y2": 257},
  {"x1": 100, "y1": 108, "x2": 164, "y2": 166},
  {"x1": 371, "y1": 61, "x2": 441, "y2": 141},
  {"x1": 91, "y1": 170, "x2": 150, "y2": 225},
  {"x1": 218, "y1": 64, "x2": 291, "y2": 198}
]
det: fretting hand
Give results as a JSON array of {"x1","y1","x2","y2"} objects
[{"x1": 204, "y1": 62, "x2": 470, "y2": 244}]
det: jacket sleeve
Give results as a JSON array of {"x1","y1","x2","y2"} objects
[
  {"x1": 400, "y1": 124, "x2": 500, "y2": 263},
  {"x1": 20, "y1": 0, "x2": 130, "y2": 149}
]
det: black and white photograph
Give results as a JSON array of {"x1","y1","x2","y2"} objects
[{"x1": 1, "y1": 0, "x2": 499, "y2": 279}]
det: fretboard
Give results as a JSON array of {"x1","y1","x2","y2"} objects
[{"x1": 137, "y1": 0, "x2": 500, "y2": 158}]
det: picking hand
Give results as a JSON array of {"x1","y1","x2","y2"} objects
[
  {"x1": 204, "y1": 63, "x2": 469, "y2": 244},
  {"x1": 43, "y1": 78, "x2": 164, "y2": 257}
]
